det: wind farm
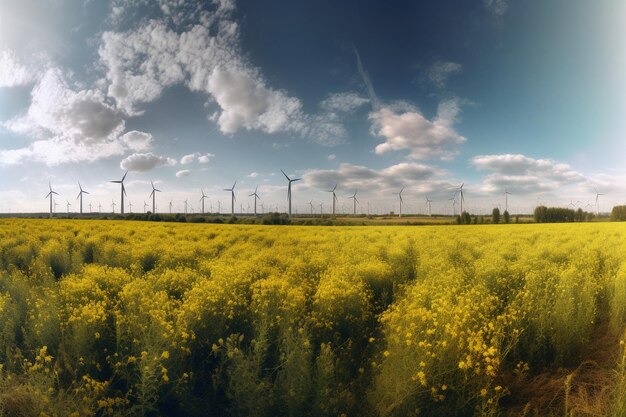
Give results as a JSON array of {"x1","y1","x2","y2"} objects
[{"x1": 3, "y1": 1, "x2": 626, "y2": 416}]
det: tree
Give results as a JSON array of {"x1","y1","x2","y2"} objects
[
  {"x1": 492, "y1": 208, "x2": 500, "y2": 224},
  {"x1": 503, "y1": 210, "x2": 510, "y2": 224},
  {"x1": 611, "y1": 206, "x2": 626, "y2": 221}
]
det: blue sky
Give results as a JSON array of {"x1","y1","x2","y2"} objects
[{"x1": 1, "y1": 0, "x2": 626, "y2": 215}]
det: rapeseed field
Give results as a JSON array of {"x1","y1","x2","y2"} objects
[{"x1": 0, "y1": 219, "x2": 625, "y2": 416}]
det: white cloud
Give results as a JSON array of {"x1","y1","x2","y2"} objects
[
  {"x1": 0, "y1": 49, "x2": 37, "y2": 88},
  {"x1": 370, "y1": 98, "x2": 466, "y2": 160},
  {"x1": 120, "y1": 152, "x2": 176, "y2": 172},
  {"x1": 176, "y1": 169, "x2": 191, "y2": 177},
  {"x1": 1, "y1": 68, "x2": 127, "y2": 165},
  {"x1": 471, "y1": 154, "x2": 586, "y2": 194},
  {"x1": 207, "y1": 67, "x2": 304, "y2": 134},
  {"x1": 427, "y1": 61, "x2": 462, "y2": 88},
  {"x1": 327, "y1": 154, "x2": 336, "y2": 160},
  {"x1": 198, "y1": 153, "x2": 214, "y2": 163},
  {"x1": 180, "y1": 153, "x2": 196, "y2": 164},
  {"x1": 120, "y1": 130, "x2": 153, "y2": 151},
  {"x1": 303, "y1": 162, "x2": 446, "y2": 194},
  {"x1": 320, "y1": 92, "x2": 369, "y2": 113},
  {"x1": 247, "y1": 172, "x2": 259, "y2": 178},
  {"x1": 98, "y1": 4, "x2": 345, "y2": 145}
]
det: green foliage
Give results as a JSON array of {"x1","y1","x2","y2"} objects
[
  {"x1": 492, "y1": 208, "x2": 500, "y2": 224},
  {"x1": 612, "y1": 205, "x2": 626, "y2": 221}
]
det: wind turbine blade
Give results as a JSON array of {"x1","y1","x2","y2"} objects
[
  {"x1": 84, "y1": 191, "x2": 89, "y2": 194},
  {"x1": 281, "y1": 169, "x2": 290, "y2": 181},
  {"x1": 121, "y1": 171, "x2": 128, "y2": 182},
  {"x1": 232, "y1": 181, "x2": 237, "y2": 189},
  {"x1": 76, "y1": 192, "x2": 81, "y2": 200},
  {"x1": 293, "y1": 178, "x2": 302, "y2": 182},
  {"x1": 45, "y1": 192, "x2": 51, "y2": 199},
  {"x1": 53, "y1": 191, "x2": 59, "y2": 195}
]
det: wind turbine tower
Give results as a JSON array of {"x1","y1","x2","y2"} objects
[
  {"x1": 149, "y1": 181, "x2": 161, "y2": 213},
  {"x1": 503, "y1": 190, "x2": 510, "y2": 212},
  {"x1": 595, "y1": 190, "x2": 604, "y2": 216},
  {"x1": 76, "y1": 182, "x2": 89, "y2": 214},
  {"x1": 224, "y1": 182, "x2": 236, "y2": 215},
  {"x1": 200, "y1": 189, "x2": 208, "y2": 214},
  {"x1": 348, "y1": 190, "x2": 359, "y2": 215},
  {"x1": 326, "y1": 184, "x2": 338, "y2": 217},
  {"x1": 249, "y1": 186, "x2": 260, "y2": 216},
  {"x1": 110, "y1": 171, "x2": 128, "y2": 214},
  {"x1": 66, "y1": 200, "x2": 71, "y2": 214},
  {"x1": 45, "y1": 183, "x2": 59, "y2": 218},
  {"x1": 393, "y1": 187, "x2": 405, "y2": 217},
  {"x1": 458, "y1": 183, "x2": 465, "y2": 213},
  {"x1": 281, "y1": 169, "x2": 301, "y2": 216},
  {"x1": 426, "y1": 197, "x2": 433, "y2": 216}
]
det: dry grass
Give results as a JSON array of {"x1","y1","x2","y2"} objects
[{"x1": 504, "y1": 324, "x2": 622, "y2": 417}]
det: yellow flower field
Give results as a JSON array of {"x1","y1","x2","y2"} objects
[{"x1": 0, "y1": 219, "x2": 625, "y2": 416}]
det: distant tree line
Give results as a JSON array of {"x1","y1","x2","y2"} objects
[
  {"x1": 611, "y1": 205, "x2": 626, "y2": 221},
  {"x1": 533, "y1": 206, "x2": 594, "y2": 223}
]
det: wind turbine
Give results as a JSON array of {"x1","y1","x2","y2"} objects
[
  {"x1": 348, "y1": 190, "x2": 359, "y2": 215},
  {"x1": 393, "y1": 187, "x2": 404, "y2": 217},
  {"x1": 54, "y1": 200, "x2": 59, "y2": 213},
  {"x1": 148, "y1": 181, "x2": 161, "y2": 213},
  {"x1": 169, "y1": 200, "x2": 173, "y2": 214},
  {"x1": 76, "y1": 182, "x2": 89, "y2": 214},
  {"x1": 66, "y1": 200, "x2": 71, "y2": 214},
  {"x1": 449, "y1": 197, "x2": 457, "y2": 216},
  {"x1": 224, "y1": 182, "x2": 236, "y2": 215},
  {"x1": 326, "y1": 184, "x2": 338, "y2": 217},
  {"x1": 502, "y1": 190, "x2": 510, "y2": 213},
  {"x1": 249, "y1": 186, "x2": 260, "y2": 216},
  {"x1": 308, "y1": 200, "x2": 314, "y2": 215},
  {"x1": 281, "y1": 169, "x2": 301, "y2": 216},
  {"x1": 200, "y1": 189, "x2": 208, "y2": 214},
  {"x1": 319, "y1": 202, "x2": 324, "y2": 215},
  {"x1": 98, "y1": 202, "x2": 102, "y2": 213},
  {"x1": 110, "y1": 171, "x2": 128, "y2": 214},
  {"x1": 88, "y1": 202, "x2": 93, "y2": 213},
  {"x1": 184, "y1": 199, "x2": 189, "y2": 215},
  {"x1": 128, "y1": 201, "x2": 133, "y2": 213},
  {"x1": 111, "y1": 200, "x2": 116, "y2": 213},
  {"x1": 143, "y1": 201, "x2": 148, "y2": 214},
  {"x1": 595, "y1": 189, "x2": 604, "y2": 216},
  {"x1": 458, "y1": 183, "x2": 465, "y2": 213},
  {"x1": 426, "y1": 197, "x2": 433, "y2": 216},
  {"x1": 217, "y1": 200, "x2": 222, "y2": 213},
  {"x1": 44, "y1": 183, "x2": 59, "y2": 218}
]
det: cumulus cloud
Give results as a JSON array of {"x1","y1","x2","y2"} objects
[
  {"x1": 180, "y1": 152, "x2": 214, "y2": 164},
  {"x1": 180, "y1": 153, "x2": 196, "y2": 164},
  {"x1": 370, "y1": 98, "x2": 466, "y2": 160},
  {"x1": 207, "y1": 67, "x2": 304, "y2": 134},
  {"x1": 471, "y1": 154, "x2": 586, "y2": 194},
  {"x1": 320, "y1": 92, "x2": 369, "y2": 113},
  {"x1": 120, "y1": 152, "x2": 176, "y2": 172},
  {"x1": 427, "y1": 61, "x2": 462, "y2": 88},
  {"x1": 327, "y1": 154, "x2": 336, "y2": 160},
  {"x1": 247, "y1": 172, "x2": 259, "y2": 178},
  {"x1": 120, "y1": 130, "x2": 153, "y2": 151},
  {"x1": 303, "y1": 162, "x2": 446, "y2": 194},
  {"x1": 176, "y1": 169, "x2": 191, "y2": 177},
  {"x1": 0, "y1": 49, "x2": 37, "y2": 88},
  {"x1": 198, "y1": 153, "x2": 213, "y2": 163},
  {"x1": 1, "y1": 68, "x2": 128, "y2": 165},
  {"x1": 98, "y1": 4, "x2": 343, "y2": 145}
]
